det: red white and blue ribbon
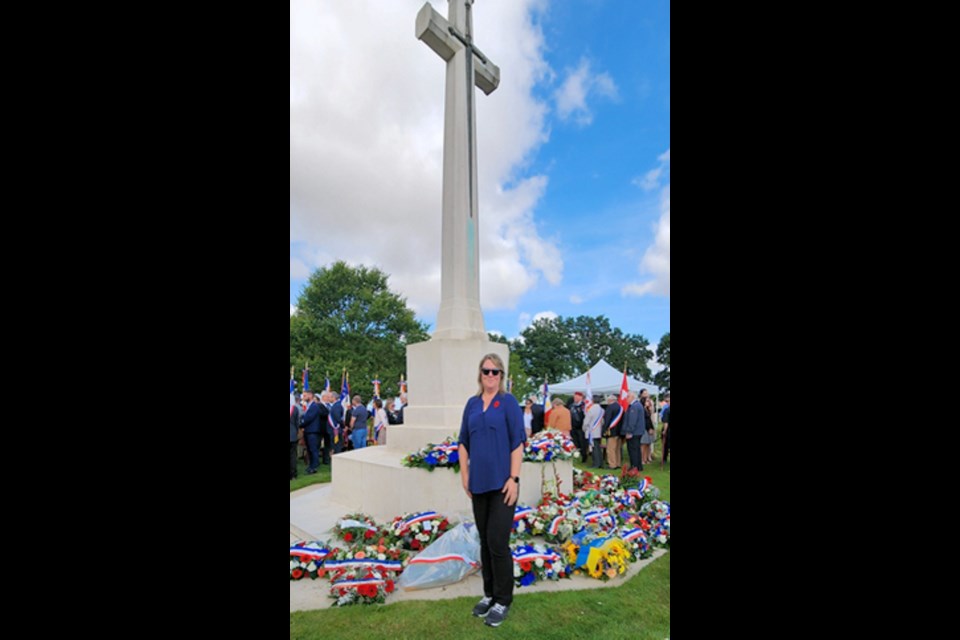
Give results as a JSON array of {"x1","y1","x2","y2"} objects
[
  {"x1": 408, "y1": 554, "x2": 479, "y2": 568},
  {"x1": 290, "y1": 542, "x2": 332, "y2": 561},
  {"x1": 512, "y1": 547, "x2": 561, "y2": 563},
  {"x1": 331, "y1": 577, "x2": 386, "y2": 588},
  {"x1": 324, "y1": 558, "x2": 403, "y2": 572},
  {"x1": 548, "y1": 515, "x2": 565, "y2": 535},
  {"x1": 395, "y1": 511, "x2": 440, "y2": 534},
  {"x1": 514, "y1": 505, "x2": 534, "y2": 521},
  {"x1": 583, "y1": 508, "x2": 611, "y2": 523},
  {"x1": 620, "y1": 527, "x2": 644, "y2": 543}
]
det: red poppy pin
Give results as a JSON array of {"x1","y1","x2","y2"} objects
[{"x1": 494, "y1": 400, "x2": 500, "y2": 408}]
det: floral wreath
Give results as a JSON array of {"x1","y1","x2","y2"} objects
[
  {"x1": 401, "y1": 436, "x2": 461, "y2": 473},
  {"x1": 332, "y1": 513, "x2": 384, "y2": 546},
  {"x1": 511, "y1": 542, "x2": 571, "y2": 587},
  {"x1": 289, "y1": 540, "x2": 336, "y2": 580},
  {"x1": 387, "y1": 511, "x2": 450, "y2": 551},
  {"x1": 328, "y1": 567, "x2": 395, "y2": 607}
]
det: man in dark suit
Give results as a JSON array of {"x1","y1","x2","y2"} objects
[
  {"x1": 622, "y1": 392, "x2": 644, "y2": 472},
  {"x1": 290, "y1": 399, "x2": 302, "y2": 480},
  {"x1": 529, "y1": 396, "x2": 545, "y2": 435},
  {"x1": 325, "y1": 391, "x2": 344, "y2": 459},
  {"x1": 300, "y1": 390, "x2": 329, "y2": 474}
]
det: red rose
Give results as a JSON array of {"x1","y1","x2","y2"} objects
[
  {"x1": 411, "y1": 539, "x2": 421, "y2": 550},
  {"x1": 344, "y1": 532, "x2": 353, "y2": 542},
  {"x1": 386, "y1": 580, "x2": 395, "y2": 593},
  {"x1": 439, "y1": 519, "x2": 449, "y2": 530},
  {"x1": 364, "y1": 529, "x2": 375, "y2": 539},
  {"x1": 520, "y1": 560, "x2": 532, "y2": 572},
  {"x1": 318, "y1": 569, "x2": 326, "y2": 578},
  {"x1": 291, "y1": 569, "x2": 303, "y2": 579}
]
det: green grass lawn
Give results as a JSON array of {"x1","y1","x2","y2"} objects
[{"x1": 290, "y1": 438, "x2": 671, "y2": 638}]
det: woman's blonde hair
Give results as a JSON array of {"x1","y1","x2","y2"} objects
[{"x1": 475, "y1": 352, "x2": 507, "y2": 396}]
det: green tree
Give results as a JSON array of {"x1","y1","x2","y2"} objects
[
  {"x1": 290, "y1": 262, "x2": 430, "y2": 401},
  {"x1": 653, "y1": 332, "x2": 670, "y2": 391},
  {"x1": 512, "y1": 315, "x2": 655, "y2": 390}
]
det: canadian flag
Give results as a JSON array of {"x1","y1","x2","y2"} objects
[{"x1": 618, "y1": 367, "x2": 630, "y2": 411}]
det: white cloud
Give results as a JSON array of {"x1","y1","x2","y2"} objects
[
  {"x1": 554, "y1": 57, "x2": 619, "y2": 126},
  {"x1": 633, "y1": 166, "x2": 662, "y2": 191},
  {"x1": 632, "y1": 146, "x2": 670, "y2": 191},
  {"x1": 569, "y1": 294, "x2": 583, "y2": 304},
  {"x1": 623, "y1": 149, "x2": 670, "y2": 298},
  {"x1": 290, "y1": 304, "x2": 297, "y2": 317},
  {"x1": 533, "y1": 310, "x2": 558, "y2": 323},
  {"x1": 518, "y1": 312, "x2": 532, "y2": 331},
  {"x1": 291, "y1": 0, "x2": 561, "y2": 319}
]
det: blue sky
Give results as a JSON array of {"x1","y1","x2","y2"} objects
[{"x1": 291, "y1": 0, "x2": 669, "y2": 358}]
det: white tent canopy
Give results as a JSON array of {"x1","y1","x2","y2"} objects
[{"x1": 547, "y1": 358, "x2": 662, "y2": 398}]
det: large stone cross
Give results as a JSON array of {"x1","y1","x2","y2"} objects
[{"x1": 416, "y1": 0, "x2": 500, "y2": 340}]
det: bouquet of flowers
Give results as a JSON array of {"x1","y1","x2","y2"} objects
[
  {"x1": 580, "y1": 506, "x2": 616, "y2": 532},
  {"x1": 511, "y1": 543, "x2": 571, "y2": 587},
  {"x1": 562, "y1": 530, "x2": 631, "y2": 581},
  {"x1": 530, "y1": 492, "x2": 577, "y2": 542},
  {"x1": 511, "y1": 504, "x2": 536, "y2": 540},
  {"x1": 616, "y1": 526, "x2": 653, "y2": 562},
  {"x1": 573, "y1": 468, "x2": 601, "y2": 491},
  {"x1": 387, "y1": 511, "x2": 450, "y2": 551},
  {"x1": 599, "y1": 473, "x2": 620, "y2": 494},
  {"x1": 329, "y1": 567, "x2": 395, "y2": 606},
  {"x1": 618, "y1": 466, "x2": 651, "y2": 491},
  {"x1": 332, "y1": 513, "x2": 385, "y2": 546},
  {"x1": 401, "y1": 436, "x2": 461, "y2": 473},
  {"x1": 325, "y1": 546, "x2": 407, "y2": 581},
  {"x1": 524, "y1": 430, "x2": 577, "y2": 462},
  {"x1": 289, "y1": 540, "x2": 335, "y2": 580}
]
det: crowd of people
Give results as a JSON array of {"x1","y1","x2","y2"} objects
[
  {"x1": 289, "y1": 390, "x2": 407, "y2": 479},
  {"x1": 522, "y1": 389, "x2": 670, "y2": 473}
]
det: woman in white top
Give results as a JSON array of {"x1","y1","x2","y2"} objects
[
  {"x1": 522, "y1": 397, "x2": 534, "y2": 439},
  {"x1": 372, "y1": 398, "x2": 389, "y2": 445}
]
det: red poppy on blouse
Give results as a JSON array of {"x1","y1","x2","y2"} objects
[{"x1": 494, "y1": 400, "x2": 500, "y2": 408}]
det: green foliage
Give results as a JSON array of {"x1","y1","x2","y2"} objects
[
  {"x1": 653, "y1": 332, "x2": 670, "y2": 391},
  {"x1": 512, "y1": 315, "x2": 654, "y2": 390},
  {"x1": 290, "y1": 262, "x2": 430, "y2": 400}
]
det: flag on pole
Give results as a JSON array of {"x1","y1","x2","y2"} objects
[
  {"x1": 618, "y1": 365, "x2": 630, "y2": 411},
  {"x1": 584, "y1": 370, "x2": 593, "y2": 411},
  {"x1": 340, "y1": 371, "x2": 351, "y2": 410},
  {"x1": 325, "y1": 375, "x2": 331, "y2": 393},
  {"x1": 372, "y1": 376, "x2": 381, "y2": 400},
  {"x1": 290, "y1": 366, "x2": 296, "y2": 414},
  {"x1": 542, "y1": 378, "x2": 549, "y2": 410},
  {"x1": 302, "y1": 363, "x2": 310, "y2": 392},
  {"x1": 507, "y1": 375, "x2": 513, "y2": 394},
  {"x1": 399, "y1": 374, "x2": 407, "y2": 395}
]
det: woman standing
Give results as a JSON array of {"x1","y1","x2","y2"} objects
[
  {"x1": 522, "y1": 397, "x2": 534, "y2": 439},
  {"x1": 640, "y1": 396, "x2": 656, "y2": 464},
  {"x1": 458, "y1": 353, "x2": 525, "y2": 628},
  {"x1": 372, "y1": 398, "x2": 388, "y2": 446}
]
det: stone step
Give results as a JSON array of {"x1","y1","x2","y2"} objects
[{"x1": 383, "y1": 423, "x2": 461, "y2": 454}]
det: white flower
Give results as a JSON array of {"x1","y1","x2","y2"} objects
[
  {"x1": 417, "y1": 533, "x2": 430, "y2": 541},
  {"x1": 535, "y1": 558, "x2": 544, "y2": 568},
  {"x1": 514, "y1": 563, "x2": 522, "y2": 577},
  {"x1": 290, "y1": 560, "x2": 297, "y2": 570},
  {"x1": 657, "y1": 534, "x2": 667, "y2": 544},
  {"x1": 307, "y1": 562, "x2": 317, "y2": 572}
]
